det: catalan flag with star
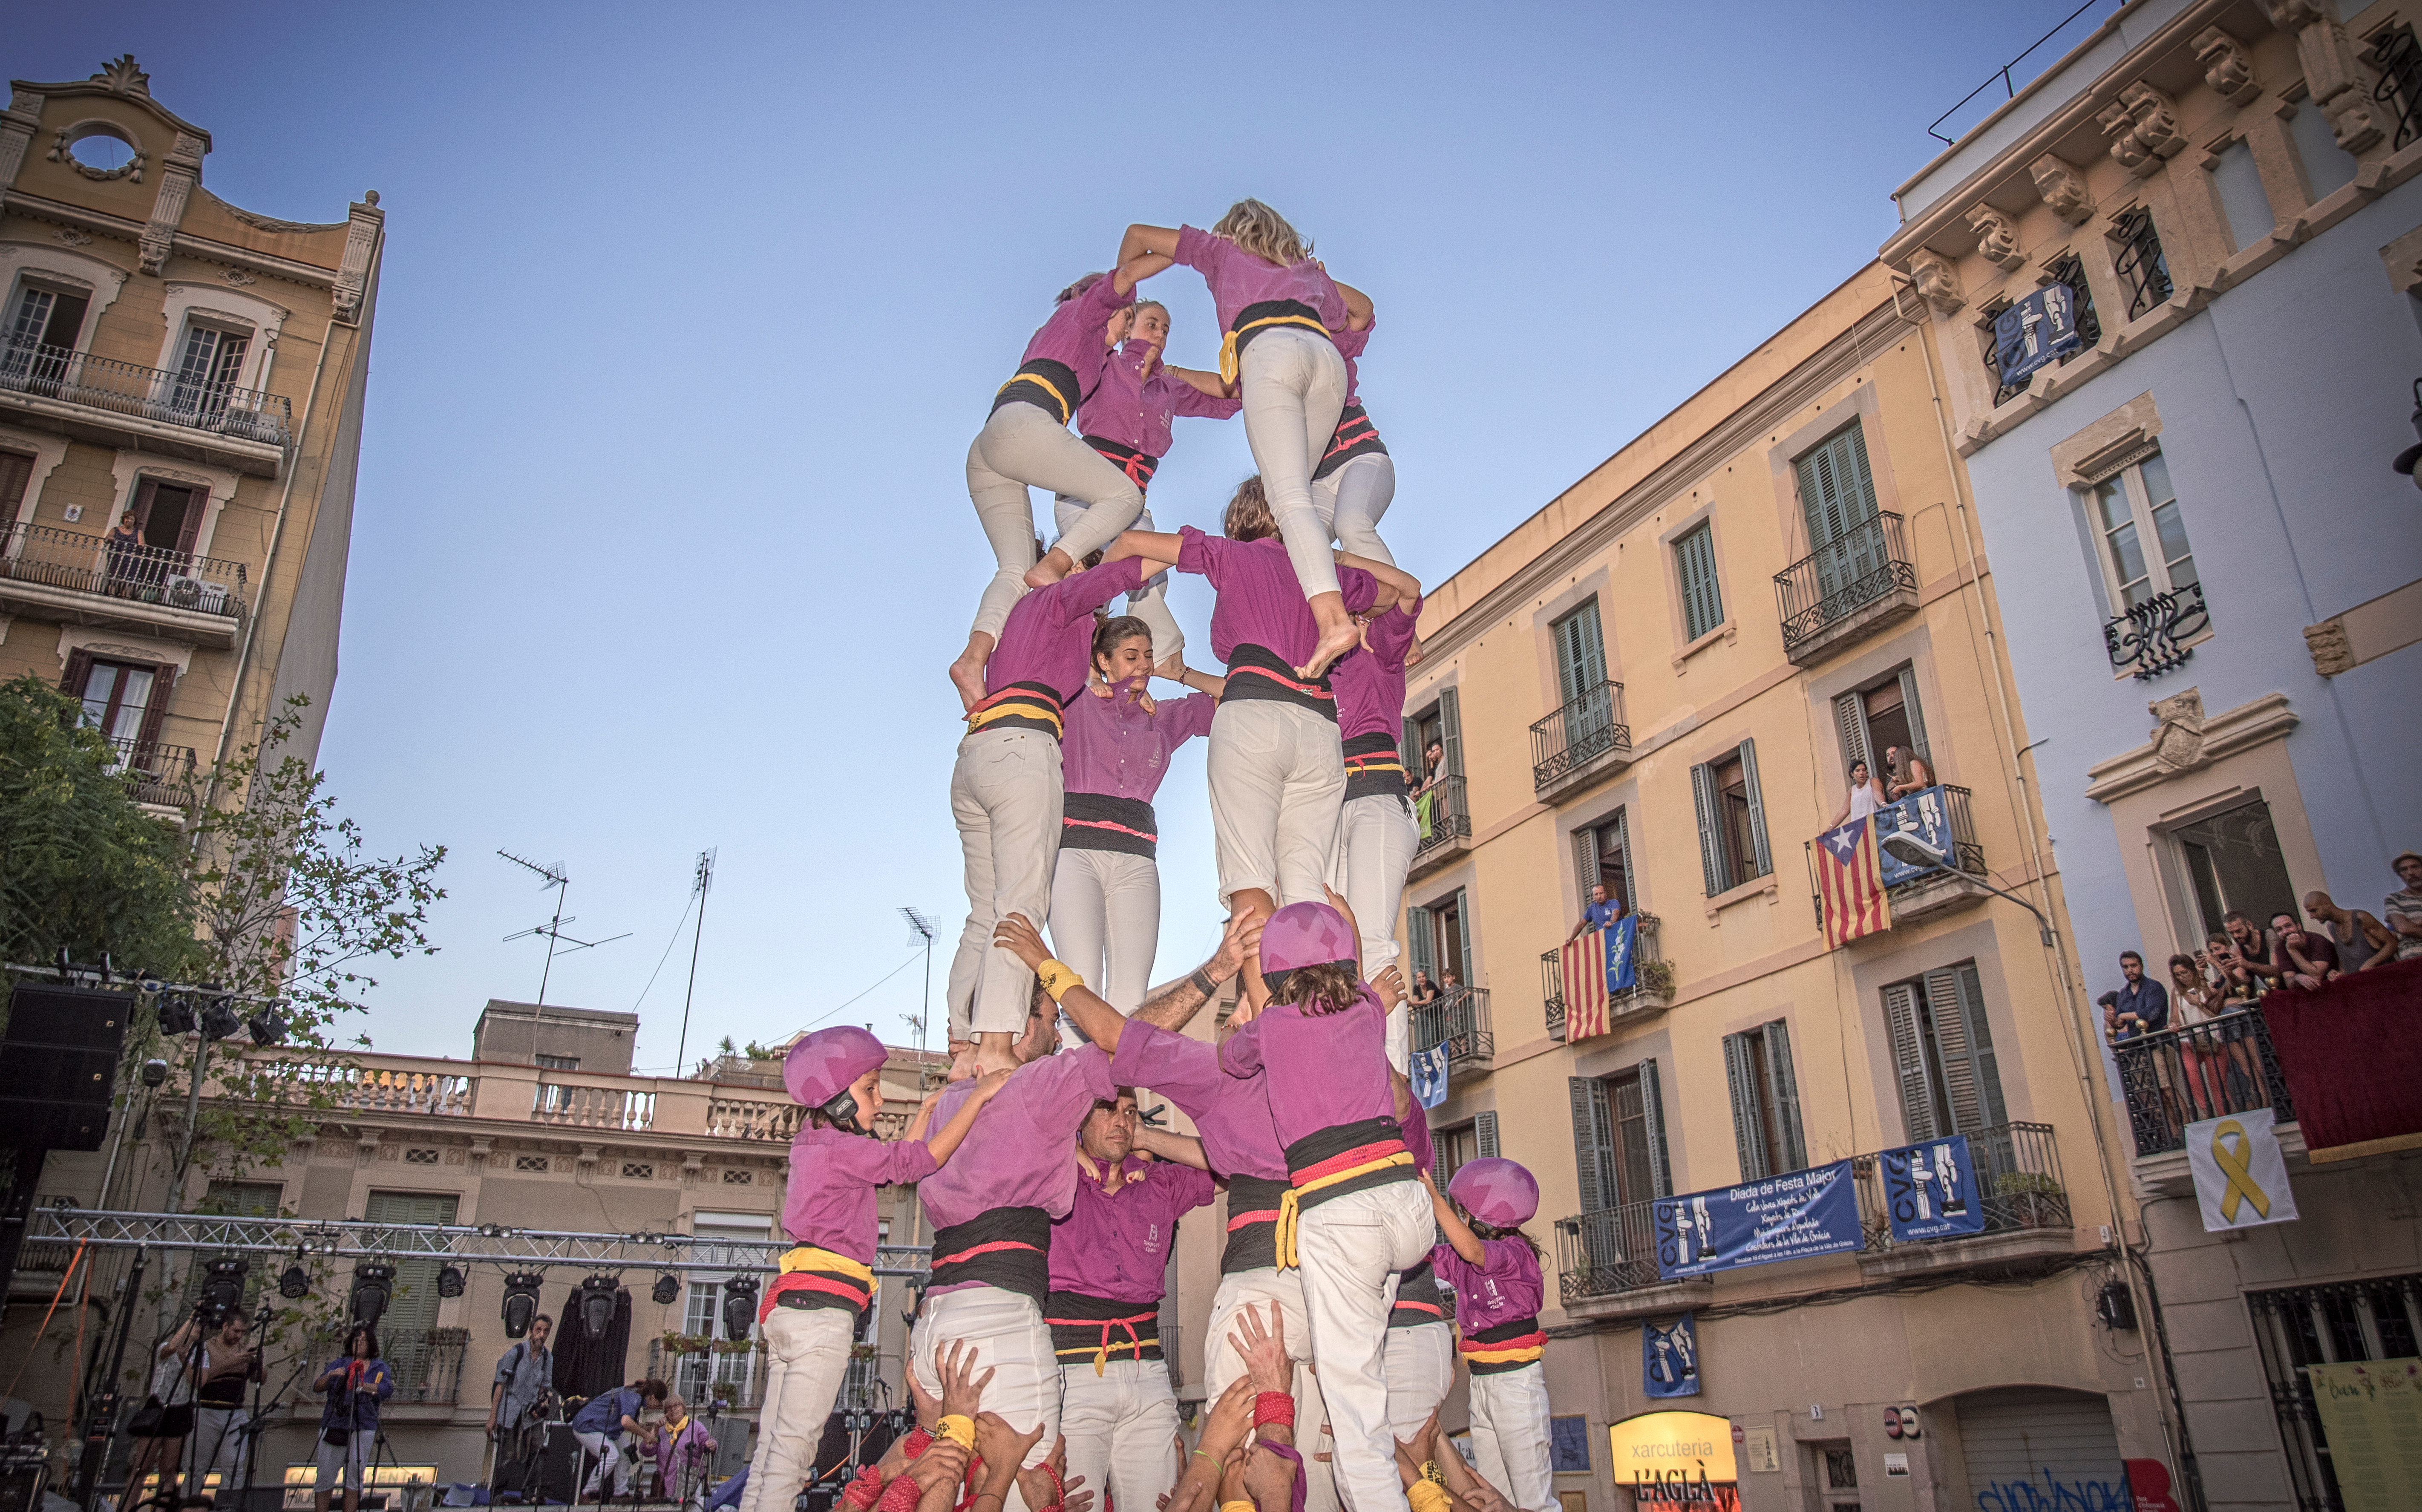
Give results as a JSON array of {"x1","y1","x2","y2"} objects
[{"x1": 1816, "y1": 815, "x2": 1890, "y2": 947}]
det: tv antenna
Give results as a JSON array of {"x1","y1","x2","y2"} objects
[
  {"x1": 498, "y1": 852, "x2": 629, "y2": 1060},
  {"x1": 899, "y1": 907, "x2": 937, "y2": 1054},
  {"x1": 674, "y1": 849, "x2": 717, "y2": 1076}
]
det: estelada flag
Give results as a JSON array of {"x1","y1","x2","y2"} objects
[
  {"x1": 1561, "y1": 927, "x2": 1610, "y2": 1042},
  {"x1": 1816, "y1": 815, "x2": 1890, "y2": 948}
]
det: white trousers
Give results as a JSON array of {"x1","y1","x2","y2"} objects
[
  {"x1": 1060, "y1": 1359, "x2": 1180, "y2": 1512},
  {"x1": 948, "y1": 728, "x2": 1064, "y2": 1038},
  {"x1": 912, "y1": 1288, "x2": 1060, "y2": 1512},
  {"x1": 1331, "y1": 792, "x2": 1418, "y2": 1073},
  {"x1": 1048, "y1": 847, "x2": 1160, "y2": 1014},
  {"x1": 315, "y1": 1428, "x2": 376, "y2": 1497},
  {"x1": 191, "y1": 1405, "x2": 249, "y2": 1484},
  {"x1": 1310, "y1": 452, "x2": 1397, "y2": 566},
  {"x1": 1382, "y1": 1324, "x2": 1454, "y2": 1446},
  {"x1": 1057, "y1": 497, "x2": 1184, "y2": 660},
  {"x1": 1205, "y1": 1268, "x2": 1338, "y2": 1512},
  {"x1": 576, "y1": 1430, "x2": 634, "y2": 1499},
  {"x1": 1297, "y1": 1183, "x2": 1434, "y2": 1512},
  {"x1": 967, "y1": 402, "x2": 1143, "y2": 642},
  {"x1": 738, "y1": 1306, "x2": 853, "y2": 1512},
  {"x1": 1239, "y1": 328, "x2": 1348, "y2": 602},
  {"x1": 1207, "y1": 701, "x2": 1344, "y2": 910},
  {"x1": 1468, "y1": 1363, "x2": 1554, "y2": 1512}
]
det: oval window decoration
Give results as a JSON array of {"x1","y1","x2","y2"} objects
[{"x1": 52, "y1": 123, "x2": 146, "y2": 182}]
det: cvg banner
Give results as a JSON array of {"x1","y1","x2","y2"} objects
[
  {"x1": 1879, "y1": 1134, "x2": 1985, "y2": 1242},
  {"x1": 1653, "y1": 1161, "x2": 1863, "y2": 1279}
]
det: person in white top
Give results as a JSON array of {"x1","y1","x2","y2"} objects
[{"x1": 1829, "y1": 760, "x2": 1888, "y2": 829}]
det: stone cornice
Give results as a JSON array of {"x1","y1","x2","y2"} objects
[
  {"x1": 5, "y1": 191, "x2": 345, "y2": 290},
  {"x1": 2083, "y1": 689, "x2": 2298, "y2": 802}
]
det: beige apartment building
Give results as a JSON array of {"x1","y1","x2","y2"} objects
[
  {"x1": 1381, "y1": 260, "x2": 2175, "y2": 1512},
  {"x1": 0, "y1": 54, "x2": 380, "y2": 800},
  {"x1": 5, "y1": 1004, "x2": 947, "y2": 1492}
]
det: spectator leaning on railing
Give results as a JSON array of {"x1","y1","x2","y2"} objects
[
  {"x1": 2105, "y1": 951, "x2": 2168, "y2": 1040},
  {"x1": 1567, "y1": 881, "x2": 1619, "y2": 942},
  {"x1": 2272, "y1": 910, "x2": 2341, "y2": 990},
  {"x1": 2305, "y1": 890, "x2": 2396, "y2": 971},
  {"x1": 2222, "y1": 912, "x2": 2285, "y2": 996},
  {"x1": 2386, "y1": 851, "x2": 2422, "y2": 962},
  {"x1": 1882, "y1": 744, "x2": 1935, "y2": 801}
]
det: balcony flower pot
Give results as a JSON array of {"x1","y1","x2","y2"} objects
[{"x1": 1993, "y1": 1170, "x2": 2062, "y2": 1227}]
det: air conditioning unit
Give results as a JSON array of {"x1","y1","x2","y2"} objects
[{"x1": 161, "y1": 573, "x2": 227, "y2": 614}]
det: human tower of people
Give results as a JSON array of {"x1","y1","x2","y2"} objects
[{"x1": 742, "y1": 202, "x2": 1554, "y2": 1512}]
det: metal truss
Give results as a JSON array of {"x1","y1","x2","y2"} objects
[{"x1": 30, "y1": 1207, "x2": 935, "y2": 1277}]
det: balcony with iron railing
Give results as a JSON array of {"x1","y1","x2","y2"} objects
[
  {"x1": 1774, "y1": 513, "x2": 1920, "y2": 665},
  {"x1": 0, "y1": 339, "x2": 291, "y2": 474},
  {"x1": 1879, "y1": 782, "x2": 1987, "y2": 926},
  {"x1": 1411, "y1": 986, "x2": 1492, "y2": 1074},
  {"x1": 1409, "y1": 774, "x2": 1473, "y2": 876},
  {"x1": 0, "y1": 520, "x2": 250, "y2": 646},
  {"x1": 104, "y1": 735, "x2": 200, "y2": 811},
  {"x1": 1541, "y1": 915, "x2": 1671, "y2": 1043},
  {"x1": 2104, "y1": 581, "x2": 2208, "y2": 681},
  {"x1": 1529, "y1": 681, "x2": 1630, "y2": 802},
  {"x1": 387, "y1": 1326, "x2": 469, "y2": 1405},
  {"x1": 2113, "y1": 1012, "x2": 2298, "y2": 1162}
]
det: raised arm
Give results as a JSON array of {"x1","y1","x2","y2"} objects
[
  {"x1": 1166, "y1": 364, "x2": 1235, "y2": 400},
  {"x1": 1106, "y1": 528, "x2": 1184, "y2": 569},
  {"x1": 994, "y1": 913, "x2": 1127, "y2": 1050},
  {"x1": 1334, "y1": 279, "x2": 1375, "y2": 331},
  {"x1": 1132, "y1": 1126, "x2": 1210, "y2": 1170},
  {"x1": 1338, "y1": 553, "x2": 1419, "y2": 610},
  {"x1": 1111, "y1": 251, "x2": 1175, "y2": 298},
  {"x1": 1156, "y1": 652, "x2": 1227, "y2": 701},
  {"x1": 1427, "y1": 1172, "x2": 1486, "y2": 1264},
  {"x1": 1119, "y1": 224, "x2": 1184, "y2": 266},
  {"x1": 923, "y1": 1068, "x2": 1013, "y2": 1165},
  {"x1": 1136, "y1": 913, "x2": 1261, "y2": 1032}
]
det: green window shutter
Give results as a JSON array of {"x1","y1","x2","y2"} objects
[
  {"x1": 1475, "y1": 1110, "x2": 1500, "y2": 1160},
  {"x1": 1572, "y1": 825, "x2": 1601, "y2": 910},
  {"x1": 1569, "y1": 1077, "x2": 1619, "y2": 1214},
  {"x1": 1453, "y1": 890, "x2": 1475, "y2": 985},
  {"x1": 1922, "y1": 967, "x2": 1996, "y2": 1133},
  {"x1": 1722, "y1": 1032, "x2": 1770, "y2": 1182},
  {"x1": 1761, "y1": 1022, "x2": 1809, "y2": 1174},
  {"x1": 1677, "y1": 524, "x2": 1724, "y2": 642},
  {"x1": 1691, "y1": 763, "x2": 1726, "y2": 896},
  {"x1": 1834, "y1": 692, "x2": 1870, "y2": 780},
  {"x1": 1897, "y1": 668, "x2": 1931, "y2": 763},
  {"x1": 1883, "y1": 982, "x2": 1942, "y2": 1141},
  {"x1": 1953, "y1": 962, "x2": 2007, "y2": 1127},
  {"x1": 1638, "y1": 1059, "x2": 1673, "y2": 1198},
  {"x1": 1403, "y1": 711, "x2": 1422, "y2": 781},
  {"x1": 1438, "y1": 687, "x2": 1464, "y2": 778},
  {"x1": 1738, "y1": 739, "x2": 1773, "y2": 879},
  {"x1": 1408, "y1": 904, "x2": 1437, "y2": 982},
  {"x1": 364, "y1": 1191, "x2": 462, "y2": 1395},
  {"x1": 1551, "y1": 600, "x2": 1607, "y2": 708},
  {"x1": 1613, "y1": 808, "x2": 1636, "y2": 913},
  {"x1": 1794, "y1": 424, "x2": 1882, "y2": 550}
]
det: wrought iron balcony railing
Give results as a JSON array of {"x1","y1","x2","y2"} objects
[
  {"x1": 1541, "y1": 915, "x2": 1669, "y2": 1043},
  {"x1": 104, "y1": 736, "x2": 199, "y2": 809},
  {"x1": 388, "y1": 1326, "x2": 469, "y2": 1405},
  {"x1": 0, "y1": 339, "x2": 292, "y2": 447},
  {"x1": 1884, "y1": 782, "x2": 1986, "y2": 887},
  {"x1": 1774, "y1": 513, "x2": 1918, "y2": 658},
  {"x1": 2103, "y1": 581, "x2": 2208, "y2": 681},
  {"x1": 1850, "y1": 1120, "x2": 2071, "y2": 1244},
  {"x1": 1410, "y1": 985, "x2": 1492, "y2": 1068},
  {"x1": 2, "y1": 520, "x2": 249, "y2": 619},
  {"x1": 1554, "y1": 1198, "x2": 1662, "y2": 1302},
  {"x1": 1529, "y1": 680, "x2": 1630, "y2": 793},
  {"x1": 2113, "y1": 1012, "x2": 2297, "y2": 1158},
  {"x1": 1412, "y1": 775, "x2": 1471, "y2": 858}
]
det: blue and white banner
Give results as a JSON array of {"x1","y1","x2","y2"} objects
[
  {"x1": 1991, "y1": 282, "x2": 2084, "y2": 386},
  {"x1": 1873, "y1": 784, "x2": 1954, "y2": 888},
  {"x1": 1411, "y1": 1044, "x2": 1449, "y2": 1110},
  {"x1": 1879, "y1": 1134, "x2": 1984, "y2": 1241},
  {"x1": 1606, "y1": 913, "x2": 1638, "y2": 994},
  {"x1": 1642, "y1": 1312, "x2": 1700, "y2": 1398},
  {"x1": 1654, "y1": 1161, "x2": 1863, "y2": 1279}
]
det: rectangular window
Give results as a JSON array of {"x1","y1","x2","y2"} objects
[
  {"x1": 2370, "y1": 23, "x2": 2422, "y2": 152},
  {"x1": 1691, "y1": 740, "x2": 1771, "y2": 895},
  {"x1": 63, "y1": 652, "x2": 173, "y2": 760},
  {"x1": 1834, "y1": 667, "x2": 1932, "y2": 783},
  {"x1": 2211, "y1": 139, "x2": 2276, "y2": 252},
  {"x1": 5, "y1": 282, "x2": 88, "y2": 353},
  {"x1": 2088, "y1": 450, "x2": 2197, "y2": 612},
  {"x1": 1403, "y1": 687, "x2": 1462, "y2": 785},
  {"x1": 1409, "y1": 890, "x2": 1473, "y2": 994},
  {"x1": 2247, "y1": 1273, "x2": 2422, "y2": 1512},
  {"x1": 1549, "y1": 599, "x2": 1607, "y2": 709},
  {"x1": 2111, "y1": 205, "x2": 2174, "y2": 320},
  {"x1": 535, "y1": 1054, "x2": 579, "y2": 1071},
  {"x1": 1572, "y1": 809, "x2": 1634, "y2": 919},
  {"x1": 1675, "y1": 523, "x2": 1723, "y2": 642},
  {"x1": 170, "y1": 323, "x2": 249, "y2": 416},
  {"x1": 679, "y1": 1217, "x2": 771, "y2": 1407},
  {"x1": 363, "y1": 1190, "x2": 462, "y2": 1398},
  {"x1": 129, "y1": 477, "x2": 204, "y2": 555},
  {"x1": 1794, "y1": 423, "x2": 1881, "y2": 555},
  {"x1": 2170, "y1": 798, "x2": 2298, "y2": 941},
  {"x1": 2287, "y1": 94, "x2": 2359, "y2": 200},
  {"x1": 1881, "y1": 962, "x2": 2006, "y2": 1142},
  {"x1": 1723, "y1": 1020, "x2": 1808, "y2": 1181},
  {"x1": 1568, "y1": 1062, "x2": 1671, "y2": 1212},
  {"x1": 1434, "y1": 1122, "x2": 1481, "y2": 1195}
]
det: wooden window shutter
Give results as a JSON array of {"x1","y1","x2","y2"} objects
[
  {"x1": 60, "y1": 647, "x2": 96, "y2": 702},
  {"x1": 1691, "y1": 762, "x2": 1725, "y2": 896},
  {"x1": 1722, "y1": 1031, "x2": 1770, "y2": 1181},
  {"x1": 1883, "y1": 982, "x2": 1941, "y2": 1142},
  {"x1": 1898, "y1": 667, "x2": 1931, "y2": 762},
  {"x1": 1952, "y1": 962, "x2": 2007, "y2": 1127},
  {"x1": 1568, "y1": 1077, "x2": 1618, "y2": 1213},
  {"x1": 1452, "y1": 891, "x2": 1475, "y2": 985},
  {"x1": 1552, "y1": 600, "x2": 1606, "y2": 708},
  {"x1": 1402, "y1": 712, "x2": 1423, "y2": 783},
  {"x1": 1677, "y1": 524, "x2": 1723, "y2": 642},
  {"x1": 128, "y1": 477, "x2": 161, "y2": 536},
  {"x1": 1407, "y1": 904, "x2": 1437, "y2": 982},
  {"x1": 1794, "y1": 425, "x2": 1881, "y2": 550},
  {"x1": 0, "y1": 450, "x2": 33, "y2": 519},
  {"x1": 1760, "y1": 1022, "x2": 1809, "y2": 1173},
  {"x1": 134, "y1": 663, "x2": 175, "y2": 750},
  {"x1": 1572, "y1": 825, "x2": 1600, "y2": 909},
  {"x1": 1834, "y1": 691, "x2": 1870, "y2": 778},
  {"x1": 1737, "y1": 738, "x2": 1773, "y2": 878},
  {"x1": 1438, "y1": 687, "x2": 1464, "y2": 777},
  {"x1": 1475, "y1": 1110, "x2": 1499, "y2": 1160},
  {"x1": 1638, "y1": 1059, "x2": 1673, "y2": 1198},
  {"x1": 1921, "y1": 967, "x2": 1992, "y2": 1134},
  {"x1": 171, "y1": 486, "x2": 204, "y2": 554},
  {"x1": 1613, "y1": 807, "x2": 1637, "y2": 911}
]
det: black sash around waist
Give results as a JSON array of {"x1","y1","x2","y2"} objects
[
  {"x1": 1081, "y1": 435, "x2": 1160, "y2": 494},
  {"x1": 929, "y1": 1207, "x2": 1052, "y2": 1305},
  {"x1": 1045, "y1": 1289, "x2": 1164, "y2": 1365},
  {"x1": 1390, "y1": 1258, "x2": 1446, "y2": 1330},
  {"x1": 1462, "y1": 1313, "x2": 1547, "y2": 1376},
  {"x1": 1220, "y1": 1175, "x2": 1291, "y2": 1276},
  {"x1": 1313, "y1": 403, "x2": 1388, "y2": 481},
  {"x1": 966, "y1": 679, "x2": 1066, "y2": 739},
  {"x1": 1062, "y1": 791, "x2": 1158, "y2": 859},
  {"x1": 1228, "y1": 300, "x2": 1332, "y2": 371},
  {"x1": 1219, "y1": 643, "x2": 1337, "y2": 721},
  {"x1": 1342, "y1": 731, "x2": 1408, "y2": 802},
  {"x1": 1284, "y1": 1116, "x2": 1415, "y2": 1214},
  {"x1": 993, "y1": 358, "x2": 1086, "y2": 425}
]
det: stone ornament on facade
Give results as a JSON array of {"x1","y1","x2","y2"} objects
[
  {"x1": 48, "y1": 125, "x2": 147, "y2": 183},
  {"x1": 2302, "y1": 618, "x2": 2355, "y2": 675},
  {"x1": 2096, "y1": 83, "x2": 2190, "y2": 177},
  {"x1": 1965, "y1": 204, "x2": 2026, "y2": 269},
  {"x1": 2028, "y1": 155, "x2": 2095, "y2": 224},
  {"x1": 2147, "y1": 688, "x2": 2209, "y2": 773},
  {"x1": 139, "y1": 168, "x2": 194, "y2": 276},
  {"x1": 53, "y1": 228, "x2": 94, "y2": 247},
  {"x1": 331, "y1": 198, "x2": 382, "y2": 323},
  {"x1": 2192, "y1": 27, "x2": 2264, "y2": 107},
  {"x1": 92, "y1": 55, "x2": 152, "y2": 97},
  {"x1": 1909, "y1": 249, "x2": 1965, "y2": 313},
  {"x1": 221, "y1": 267, "x2": 256, "y2": 287},
  {"x1": 2256, "y1": 0, "x2": 2385, "y2": 152}
]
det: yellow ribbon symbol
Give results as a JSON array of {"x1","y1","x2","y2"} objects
[{"x1": 2211, "y1": 1118, "x2": 2271, "y2": 1222}]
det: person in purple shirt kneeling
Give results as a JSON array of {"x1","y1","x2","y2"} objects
[{"x1": 1428, "y1": 1159, "x2": 1552, "y2": 1512}]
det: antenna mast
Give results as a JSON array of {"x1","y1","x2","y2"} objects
[
  {"x1": 899, "y1": 907, "x2": 937, "y2": 1054},
  {"x1": 498, "y1": 850, "x2": 630, "y2": 1060},
  {"x1": 675, "y1": 849, "x2": 716, "y2": 1077}
]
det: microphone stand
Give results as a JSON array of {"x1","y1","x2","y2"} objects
[{"x1": 239, "y1": 1312, "x2": 318, "y2": 1512}]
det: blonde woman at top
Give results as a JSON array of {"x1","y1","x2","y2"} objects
[{"x1": 1118, "y1": 202, "x2": 1374, "y2": 680}]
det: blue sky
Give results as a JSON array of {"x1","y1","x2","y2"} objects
[{"x1": 17, "y1": 2, "x2": 2115, "y2": 1070}]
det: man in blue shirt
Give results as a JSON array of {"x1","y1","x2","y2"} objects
[
  {"x1": 570, "y1": 1377, "x2": 667, "y2": 1501},
  {"x1": 2110, "y1": 951, "x2": 2169, "y2": 1040},
  {"x1": 1567, "y1": 881, "x2": 1620, "y2": 942}
]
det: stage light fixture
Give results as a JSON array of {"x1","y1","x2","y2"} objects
[
  {"x1": 199, "y1": 990, "x2": 242, "y2": 1041},
  {"x1": 501, "y1": 1272, "x2": 545, "y2": 1338},
  {"x1": 720, "y1": 1274, "x2": 759, "y2": 1342},
  {"x1": 652, "y1": 1273, "x2": 681, "y2": 1305},
  {"x1": 578, "y1": 1273, "x2": 620, "y2": 1341},
  {"x1": 140, "y1": 1059, "x2": 169, "y2": 1088},
  {"x1": 247, "y1": 1005, "x2": 289, "y2": 1046},
  {"x1": 279, "y1": 1261, "x2": 311, "y2": 1300},
  {"x1": 437, "y1": 1264, "x2": 466, "y2": 1299},
  {"x1": 199, "y1": 1257, "x2": 249, "y2": 1319},
  {"x1": 156, "y1": 993, "x2": 198, "y2": 1036},
  {"x1": 348, "y1": 1262, "x2": 396, "y2": 1330}
]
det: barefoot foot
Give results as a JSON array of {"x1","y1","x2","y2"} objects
[
  {"x1": 1296, "y1": 619, "x2": 1362, "y2": 680},
  {"x1": 1024, "y1": 547, "x2": 1074, "y2": 590},
  {"x1": 948, "y1": 655, "x2": 987, "y2": 711}
]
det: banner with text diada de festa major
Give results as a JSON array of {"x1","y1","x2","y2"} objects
[{"x1": 1653, "y1": 1161, "x2": 1863, "y2": 1279}]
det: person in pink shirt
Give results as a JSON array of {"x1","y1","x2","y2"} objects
[
  {"x1": 1330, "y1": 591, "x2": 1424, "y2": 1071},
  {"x1": 1427, "y1": 1159, "x2": 1552, "y2": 1512},
  {"x1": 739, "y1": 1029, "x2": 1006, "y2": 1512},
  {"x1": 1117, "y1": 202, "x2": 1376, "y2": 680},
  {"x1": 1060, "y1": 299, "x2": 1239, "y2": 662},
  {"x1": 1311, "y1": 317, "x2": 1394, "y2": 567},
  {"x1": 951, "y1": 251, "x2": 1172, "y2": 709}
]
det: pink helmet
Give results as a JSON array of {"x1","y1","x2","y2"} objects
[
  {"x1": 1448, "y1": 1158, "x2": 1539, "y2": 1230},
  {"x1": 784, "y1": 1026, "x2": 886, "y2": 1109},
  {"x1": 1259, "y1": 901, "x2": 1358, "y2": 976}
]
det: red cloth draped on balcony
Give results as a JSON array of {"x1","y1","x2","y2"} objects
[{"x1": 2259, "y1": 959, "x2": 2422, "y2": 1159}]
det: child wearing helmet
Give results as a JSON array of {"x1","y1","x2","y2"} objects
[
  {"x1": 1219, "y1": 898, "x2": 1433, "y2": 1512},
  {"x1": 738, "y1": 1029, "x2": 1008, "y2": 1512},
  {"x1": 1428, "y1": 1158, "x2": 1551, "y2": 1512}
]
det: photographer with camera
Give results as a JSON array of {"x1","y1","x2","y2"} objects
[
  {"x1": 312, "y1": 1326, "x2": 393, "y2": 1512},
  {"x1": 488, "y1": 1314, "x2": 556, "y2": 1496},
  {"x1": 191, "y1": 1311, "x2": 267, "y2": 1489}
]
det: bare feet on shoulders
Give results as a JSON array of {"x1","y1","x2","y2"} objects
[{"x1": 1024, "y1": 546, "x2": 1074, "y2": 590}]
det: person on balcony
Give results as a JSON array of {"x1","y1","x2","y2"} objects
[
  {"x1": 1411, "y1": 738, "x2": 1448, "y2": 842},
  {"x1": 103, "y1": 508, "x2": 143, "y2": 594},
  {"x1": 2304, "y1": 890, "x2": 2396, "y2": 971},
  {"x1": 2222, "y1": 912, "x2": 2285, "y2": 997},
  {"x1": 1332, "y1": 580, "x2": 1425, "y2": 1072},
  {"x1": 1566, "y1": 882, "x2": 1621, "y2": 943},
  {"x1": 2108, "y1": 952, "x2": 2168, "y2": 1039},
  {"x1": 2383, "y1": 851, "x2": 2422, "y2": 962},
  {"x1": 1827, "y1": 760, "x2": 1888, "y2": 830},
  {"x1": 2272, "y1": 910, "x2": 2341, "y2": 989},
  {"x1": 1881, "y1": 745, "x2": 1935, "y2": 801},
  {"x1": 2167, "y1": 954, "x2": 2231, "y2": 1119}
]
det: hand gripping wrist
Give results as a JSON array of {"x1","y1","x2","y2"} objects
[
  {"x1": 1034, "y1": 959, "x2": 1084, "y2": 1002},
  {"x1": 935, "y1": 1414, "x2": 976, "y2": 1451}
]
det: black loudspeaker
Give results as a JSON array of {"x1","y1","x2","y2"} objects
[
  {"x1": 530, "y1": 1424, "x2": 583, "y2": 1504},
  {"x1": 0, "y1": 985, "x2": 133, "y2": 1151}
]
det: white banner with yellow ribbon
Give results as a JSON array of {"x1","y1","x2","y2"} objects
[{"x1": 2184, "y1": 1107, "x2": 2299, "y2": 1233}]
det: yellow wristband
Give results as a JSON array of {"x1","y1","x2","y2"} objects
[
  {"x1": 1035, "y1": 959, "x2": 1084, "y2": 1002},
  {"x1": 1222, "y1": 1502, "x2": 1256, "y2": 1512},
  {"x1": 936, "y1": 1414, "x2": 975, "y2": 1451},
  {"x1": 1408, "y1": 1481, "x2": 1451, "y2": 1512},
  {"x1": 1420, "y1": 1462, "x2": 1445, "y2": 1487}
]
